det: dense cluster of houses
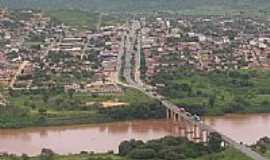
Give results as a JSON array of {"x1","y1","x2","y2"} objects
[
  {"x1": 2, "y1": 8, "x2": 270, "y2": 96},
  {"x1": 0, "y1": 9, "x2": 47, "y2": 87},
  {"x1": 140, "y1": 16, "x2": 270, "y2": 81},
  {"x1": 0, "y1": 9, "x2": 123, "y2": 95}
]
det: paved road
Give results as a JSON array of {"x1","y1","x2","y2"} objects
[
  {"x1": 123, "y1": 29, "x2": 136, "y2": 85},
  {"x1": 9, "y1": 61, "x2": 29, "y2": 88},
  {"x1": 134, "y1": 30, "x2": 144, "y2": 86},
  {"x1": 117, "y1": 22, "x2": 268, "y2": 160}
]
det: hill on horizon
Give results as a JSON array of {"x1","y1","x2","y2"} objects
[{"x1": 0, "y1": 0, "x2": 270, "y2": 13}]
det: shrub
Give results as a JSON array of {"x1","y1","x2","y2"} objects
[{"x1": 128, "y1": 148, "x2": 156, "y2": 159}]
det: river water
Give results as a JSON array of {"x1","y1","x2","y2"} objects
[
  {"x1": 0, "y1": 113, "x2": 269, "y2": 156},
  {"x1": 204, "y1": 113, "x2": 270, "y2": 145}
]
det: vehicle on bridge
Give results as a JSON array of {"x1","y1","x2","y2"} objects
[{"x1": 192, "y1": 114, "x2": 201, "y2": 121}]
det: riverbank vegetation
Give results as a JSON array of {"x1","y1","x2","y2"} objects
[
  {"x1": 192, "y1": 148, "x2": 252, "y2": 160},
  {"x1": 0, "y1": 153, "x2": 126, "y2": 160},
  {"x1": 153, "y1": 68, "x2": 270, "y2": 115},
  {"x1": 0, "y1": 87, "x2": 165, "y2": 128},
  {"x1": 0, "y1": 135, "x2": 252, "y2": 160},
  {"x1": 251, "y1": 137, "x2": 270, "y2": 159},
  {"x1": 117, "y1": 135, "x2": 251, "y2": 160},
  {"x1": 0, "y1": 149, "x2": 250, "y2": 160},
  {"x1": 119, "y1": 135, "x2": 223, "y2": 160}
]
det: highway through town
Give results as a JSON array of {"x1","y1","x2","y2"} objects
[{"x1": 116, "y1": 21, "x2": 268, "y2": 160}]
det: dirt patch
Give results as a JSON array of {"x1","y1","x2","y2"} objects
[
  {"x1": 102, "y1": 101, "x2": 128, "y2": 108},
  {"x1": 86, "y1": 101, "x2": 128, "y2": 108}
]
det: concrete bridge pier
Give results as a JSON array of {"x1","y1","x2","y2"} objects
[
  {"x1": 179, "y1": 127, "x2": 187, "y2": 137},
  {"x1": 170, "y1": 119, "x2": 179, "y2": 135},
  {"x1": 199, "y1": 130, "x2": 204, "y2": 143},
  {"x1": 172, "y1": 112, "x2": 176, "y2": 121},
  {"x1": 192, "y1": 125, "x2": 202, "y2": 143},
  {"x1": 167, "y1": 108, "x2": 180, "y2": 122},
  {"x1": 201, "y1": 130, "x2": 209, "y2": 143},
  {"x1": 185, "y1": 125, "x2": 194, "y2": 141},
  {"x1": 166, "y1": 108, "x2": 173, "y2": 119},
  {"x1": 167, "y1": 108, "x2": 183, "y2": 122},
  {"x1": 174, "y1": 112, "x2": 179, "y2": 121}
]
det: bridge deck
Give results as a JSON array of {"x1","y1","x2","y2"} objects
[
  {"x1": 162, "y1": 98, "x2": 268, "y2": 160},
  {"x1": 118, "y1": 82, "x2": 268, "y2": 160},
  {"x1": 118, "y1": 27, "x2": 268, "y2": 160}
]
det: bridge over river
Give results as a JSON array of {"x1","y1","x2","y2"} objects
[
  {"x1": 117, "y1": 80, "x2": 268, "y2": 160},
  {"x1": 117, "y1": 21, "x2": 268, "y2": 160}
]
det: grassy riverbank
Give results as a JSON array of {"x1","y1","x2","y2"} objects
[
  {"x1": 118, "y1": 136, "x2": 253, "y2": 160},
  {"x1": 251, "y1": 137, "x2": 270, "y2": 159},
  {"x1": 192, "y1": 148, "x2": 252, "y2": 160},
  {"x1": 0, "y1": 149, "x2": 251, "y2": 160},
  {"x1": 0, "y1": 154, "x2": 126, "y2": 160},
  {"x1": 153, "y1": 68, "x2": 270, "y2": 115},
  {"x1": 0, "y1": 87, "x2": 165, "y2": 128},
  {"x1": 0, "y1": 136, "x2": 252, "y2": 160}
]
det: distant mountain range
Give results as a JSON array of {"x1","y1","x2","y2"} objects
[{"x1": 0, "y1": 0, "x2": 270, "y2": 12}]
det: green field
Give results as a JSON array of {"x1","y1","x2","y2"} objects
[
  {"x1": 0, "y1": 154, "x2": 126, "y2": 160},
  {"x1": 2, "y1": 0, "x2": 270, "y2": 16},
  {"x1": 0, "y1": 148, "x2": 251, "y2": 160},
  {"x1": 154, "y1": 68, "x2": 270, "y2": 115},
  {"x1": 191, "y1": 148, "x2": 252, "y2": 160},
  {"x1": 0, "y1": 87, "x2": 164, "y2": 128},
  {"x1": 46, "y1": 10, "x2": 124, "y2": 30}
]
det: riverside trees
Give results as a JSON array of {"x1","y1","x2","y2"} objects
[{"x1": 119, "y1": 135, "x2": 224, "y2": 160}]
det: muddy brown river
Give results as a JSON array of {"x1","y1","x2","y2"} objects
[{"x1": 0, "y1": 113, "x2": 269, "y2": 156}]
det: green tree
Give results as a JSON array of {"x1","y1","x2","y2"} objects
[
  {"x1": 8, "y1": 87, "x2": 16, "y2": 96},
  {"x1": 40, "y1": 148, "x2": 54, "y2": 160},
  {"x1": 42, "y1": 94, "x2": 49, "y2": 103},
  {"x1": 68, "y1": 89, "x2": 75, "y2": 98},
  {"x1": 208, "y1": 132, "x2": 223, "y2": 153},
  {"x1": 128, "y1": 148, "x2": 156, "y2": 159},
  {"x1": 38, "y1": 108, "x2": 47, "y2": 115},
  {"x1": 22, "y1": 154, "x2": 29, "y2": 160},
  {"x1": 119, "y1": 139, "x2": 143, "y2": 156},
  {"x1": 208, "y1": 94, "x2": 216, "y2": 108}
]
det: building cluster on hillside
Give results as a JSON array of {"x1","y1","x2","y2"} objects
[
  {"x1": 139, "y1": 16, "x2": 270, "y2": 81},
  {"x1": 1, "y1": 8, "x2": 270, "y2": 95},
  {"x1": 0, "y1": 9, "x2": 50, "y2": 87},
  {"x1": 0, "y1": 9, "x2": 123, "y2": 95}
]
